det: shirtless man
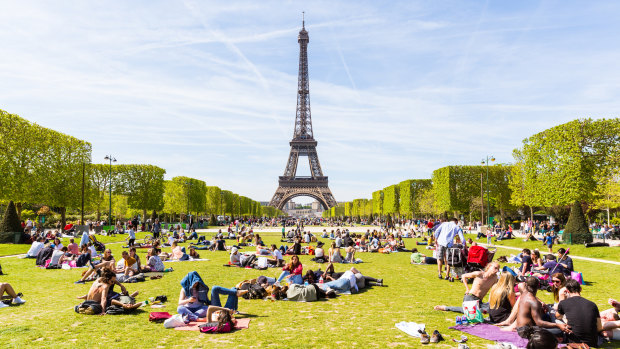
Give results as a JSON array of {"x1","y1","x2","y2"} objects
[
  {"x1": 77, "y1": 270, "x2": 141, "y2": 314},
  {"x1": 515, "y1": 277, "x2": 571, "y2": 337},
  {"x1": 75, "y1": 249, "x2": 115, "y2": 284},
  {"x1": 434, "y1": 261, "x2": 500, "y2": 313}
]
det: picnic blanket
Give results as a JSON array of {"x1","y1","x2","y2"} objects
[
  {"x1": 174, "y1": 318, "x2": 251, "y2": 331},
  {"x1": 449, "y1": 324, "x2": 528, "y2": 348}
]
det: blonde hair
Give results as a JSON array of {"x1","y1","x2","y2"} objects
[{"x1": 489, "y1": 271, "x2": 515, "y2": 309}]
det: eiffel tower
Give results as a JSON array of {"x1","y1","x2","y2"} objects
[{"x1": 269, "y1": 18, "x2": 337, "y2": 210}]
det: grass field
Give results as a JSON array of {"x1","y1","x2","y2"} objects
[{"x1": 1, "y1": 231, "x2": 619, "y2": 348}]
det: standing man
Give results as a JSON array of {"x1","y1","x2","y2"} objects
[
  {"x1": 434, "y1": 218, "x2": 465, "y2": 280},
  {"x1": 153, "y1": 219, "x2": 161, "y2": 240}
]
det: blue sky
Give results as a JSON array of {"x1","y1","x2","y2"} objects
[{"x1": 1, "y1": 1, "x2": 619, "y2": 204}]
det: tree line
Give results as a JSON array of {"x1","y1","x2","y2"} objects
[
  {"x1": 0, "y1": 109, "x2": 282, "y2": 230},
  {"x1": 325, "y1": 118, "x2": 620, "y2": 233}
]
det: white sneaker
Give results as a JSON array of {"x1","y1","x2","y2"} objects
[
  {"x1": 0, "y1": 301, "x2": 9, "y2": 308},
  {"x1": 12, "y1": 297, "x2": 26, "y2": 304}
]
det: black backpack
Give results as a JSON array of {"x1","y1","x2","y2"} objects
[
  {"x1": 75, "y1": 300, "x2": 103, "y2": 315},
  {"x1": 105, "y1": 305, "x2": 125, "y2": 315}
]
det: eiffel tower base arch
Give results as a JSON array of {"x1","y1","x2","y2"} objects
[{"x1": 269, "y1": 185, "x2": 336, "y2": 211}]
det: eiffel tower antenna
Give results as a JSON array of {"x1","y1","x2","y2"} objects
[
  {"x1": 302, "y1": 11, "x2": 305, "y2": 28},
  {"x1": 268, "y1": 19, "x2": 337, "y2": 211}
]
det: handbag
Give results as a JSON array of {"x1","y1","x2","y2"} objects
[
  {"x1": 570, "y1": 271, "x2": 584, "y2": 285},
  {"x1": 462, "y1": 300, "x2": 484, "y2": 323}
]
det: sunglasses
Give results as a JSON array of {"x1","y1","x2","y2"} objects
[{"x1": 552, "y1": 279, "x2": 561, "y2": 284}]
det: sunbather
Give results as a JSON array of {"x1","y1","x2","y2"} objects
[
  {"x1": 75, "y1": 249, "x2": 115, "y2": 284},
  {"x1": 177, "y1": 271, "x2": 247, "y2": 321}
]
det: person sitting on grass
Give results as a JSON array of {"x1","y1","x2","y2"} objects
[
  {"x1": 177, "y1": 271, "x2": 248, "y2": 321},
  {"x1": 268, "y1": 244, "x2": 285, "y2": 267},
  {"x1": 75, "y1": 249, "x2": 115, "y2": 284},
  {"x1": 188, "y1": 246, "x2": 200, "y2": 259},
  {"x1": 344, "y1": 245, "x2": 357, "y2": 263},
  {"x1": 0, "y1": 283, "x2": 26, "y2": 308},
  {"x1": 77, "y1": 269, "x2": 141, "y2": 314},
  {"x1": 117, "y1": 251, "x2": 138, "y2": 276},
  {"x1": 67, "y1": 238, "x2": 80, "y2": 256},
  {"x1": 518, "y1": 249, "x2": 533, "y2": 276},
  {"x1": 143, "y1": 248, "x2": 165, "y2": 272},
  {"x1": 531, "y1": 250, "x2": 543, "y2": 269},
  {"x1": 515, "y1": 277, "x2": 570, "y2": 338},
  {"x1": 286, "y1": 237, "x2": 302, "y2": 255},
  {"x1": 556, "y1": 248, "x2": 573, "y2": 274},
  {"x1": 487, "y1": 271, "x2": 516, "y2": 324},
  {"x1": 171, "y1": 241, "x2": 189, "y2": 261},
  {"x1": 49, "y1": 246, "x2": 70, "y2": 267},
  {"x1": 556, "y1": 279, "x2": 602, "y2": 347},
  {"x1": 276, "y1": 255, "x2": 303, "y2": 285},
  {"x1": 328, "y1": 242, "x2": 343, "y2": 263},
  {"x1": 25, "y1": 237, "x2": 45, "y2": 258},
  {"x1": 532, "y1": 254, "x2": 565, "y2": 278},
  {"x1": 433, "y1": 261, "x2": 500, "y2": 314}
]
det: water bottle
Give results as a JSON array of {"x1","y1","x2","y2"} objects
[
  {"x1": 164, "y1": 267, "x2": 173, "y2": 272},
  {"x1": 319, "y1": 276, "x2": 323, "y2": 284},
  {"x1": 304, "y1": 281, "x2": 308, "y2": 286}
]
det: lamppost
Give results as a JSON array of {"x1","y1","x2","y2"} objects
[
  {"x1": 220, "y1": 192, "x2": 223, "y2": 217},
  {"x1": 481, "y1": 155, "x2": 495, "y2": 227},
  {"x1": 104, "y1": 155, "x2": 117, "y2": 227},
  {"x1": 184, "y1": 181, "x2": 193, "y2": 228}
]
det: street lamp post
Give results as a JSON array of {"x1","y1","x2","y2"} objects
[
  {"x1": 481, "y1": 155, "x2": 495, "y2": 227},
  {"x1": 104, "y1": 155, "x2": 117, "y2": 228},
  {"x1": 184, "y1": 181, "x2": 192, "y2": 229}
]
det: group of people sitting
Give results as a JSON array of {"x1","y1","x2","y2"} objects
[{"x1": 432, "y1": 259, "x2": 619, "y2": 347}]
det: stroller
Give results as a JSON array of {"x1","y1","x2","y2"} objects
[
  {"x1": 467, "y1": 245, "x2": 497, "y2": 271},
  {"x1": 447, "y1": 244, "x2": 467, "y2": 281}
]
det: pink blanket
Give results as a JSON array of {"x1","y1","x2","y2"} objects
[
  {"x1": 450, "y1": 324, "x2": 529, "y2": 348},
  {"x1": 175, "y1": 318, "x2": 251, "y2": 331}
]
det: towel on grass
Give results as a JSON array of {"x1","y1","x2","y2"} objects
[
  {"x1": 449, "y1": 323, "x2": 529, "y2": 348},
  {"x1": 174, "y1": 318, "x2": 251, "y2": 331},
  {"x1": 395, "y1": 322, "x2": 425, "y2": 338}
]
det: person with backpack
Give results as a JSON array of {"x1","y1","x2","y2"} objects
[{"x1": 434, "y1": 218, "x2": 466, "y2": 280}]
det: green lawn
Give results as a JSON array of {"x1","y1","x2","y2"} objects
[{"x1": 0, "y1": 232, "x2": 619, "y2": 348}]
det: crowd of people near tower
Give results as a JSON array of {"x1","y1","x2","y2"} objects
[{"x1": 3, "y1": 216, "x2": 619, "y2": 347}]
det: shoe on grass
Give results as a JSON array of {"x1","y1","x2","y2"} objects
[
  {"x1": 0, "y1": 302, "x2": 9, "y2": 309},
  {"x1": 418, "y1": 330, "x2": 430, "y2": 344},
  {"x1": 12, "y1": 297, "x2": 26, "y2": 305},
  {"x1": 430, "y1": 330, "x2": 444, "y2": 343},
  {"x1": 74, "y1": 280, "x2": 85, "y2": 284}
]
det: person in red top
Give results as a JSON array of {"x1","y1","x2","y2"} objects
[
  {"x1": 427, "y1": 221, "x2": 434, "y2": 230},
  {"x1": 276, "y1": 255, "x2": 303, "y2": 285}
]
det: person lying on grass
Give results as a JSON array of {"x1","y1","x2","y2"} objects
[
  {"x1": 410, "y1": 248, "x2": 437, "y2": 265},
  {"x1": 433, "y1": 261, "x2": 500, "y2": 314},
  {"x1": 601, "y1": 298, "x2": 620, "y2": 340},
  {"x1": 76, "y1": 269, "x2": 142, "y2": 314},
  {"x1": 177, "y1": 271, "x2": 248, "y2": 321},
  {"x1": 0, "y1": 283, "x2": 26, "y2": 308},
  {"x1": 321, "y1": 263, "x2": 383, "y2": 288},
  {"x1": 75, "y1": 249, "x2": 115, "y2": 284}
]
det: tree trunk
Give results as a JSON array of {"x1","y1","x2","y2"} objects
[
  {"x1": 96, "y1": 209, "x2": 101, "y2": 221},
  {"x1": 16, "y1": 202, "x2": 22, "y2": 221},
  {"x1": 60, "y1": 207, "x2": 66, "y2": 233},
  {"x1": 529, "y1": 206, "x2": 534, "y2": 222}
]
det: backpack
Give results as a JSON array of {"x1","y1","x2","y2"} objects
[
  {"x1": 242, "y1": 284, "x2": 266, "y2": 300},
  {"x1": 446, "y1": 247, "x2": 465, "y2": 267},
  {"x1": 105, "y1": 305, "x2": 125, "y2": 315},
  {"x1": 149, "y1": 312, "x2": 172, "y2": 322},
  {"x1": 74, "y1": 300, "x2": 103, "y2": 315}
]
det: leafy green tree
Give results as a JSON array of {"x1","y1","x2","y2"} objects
[
  {"x1": 399, "y1": 179, "x2": 432, "y2": 217},
  {"x1": 383, "y1": 185, "x2": 399, "y2": 217},
  {"x1": 372, "y1": 190, "x2": 383, "y2": 216},
  {"x1": 115, "y1": 164, "x2": 165, "y2": 220},
  {"x1": 221, "y1": 190, "x2": 234, "y2": 216},
  {"x1": 514, "y1": 118, "x2": 620, "y2": 237},
  {"x1": 344, "y1": 202, "x2": 353, "y2": 218},
  {"x1": 206, "y1": 186, "x2": 222, "y2": 215},
  {"x1": 564, "y1": 201, "x2": 592, "y2": 244},
  {"x1": 433, "y1": 166, "x2": 484, "y2": 217},
  {"x1": 88, "y1": 164, "x2": 115, "y2": 221}
]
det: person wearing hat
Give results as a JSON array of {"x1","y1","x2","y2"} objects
[
  {"x1": 229, "y1": 247, "x2": 241, "y2": 266},
  {"x1": 311, "y1": 241, "x2": 326, "y2": 263}
]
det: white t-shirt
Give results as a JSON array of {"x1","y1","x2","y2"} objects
[
  {"x1": 89, "y1": 246, "x2": 98, "y2": 256},
  {"x1": 340, "y1": 270, "x2": 359, "y2": 292},
  {"x1": 55, "y1": 243, "x2": 64, "y2": 250},
  {"x1": 50, "y1": 250, "x2": 64, "y2": 266},
  {"x1": 272, "y1": 249, "x2": 283, "y2": 260},
  {"x1": 27, "y1": 241, "x2": 44, "y2": 257},
  {"x1": 315, "y1": 248, "x2": 324, "y2": 258}
]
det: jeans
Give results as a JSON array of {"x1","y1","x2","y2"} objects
[
  {"x1": 210, "y1": 286, "x2": 239, "y2": 310},
  {"x1": 177, "y1": 305, "x2": 209, "y2": 320},
  {"x1": 277, "y1": 271, "x2": 303, "y2": 284},
  {"x1": 444, "y1": 294, "x2": 490, "y2": 313},
  {"x1": 322, "y1": 278, "x2": 351, "y2": 293}
]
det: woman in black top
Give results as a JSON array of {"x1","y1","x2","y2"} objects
[{"x1": 488, "y1": 271, "x2": 516, "y2": 323}]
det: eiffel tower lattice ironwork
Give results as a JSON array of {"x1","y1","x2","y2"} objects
[{"x1": 269, "y1": 19, "x2": 337, "y2": 210}]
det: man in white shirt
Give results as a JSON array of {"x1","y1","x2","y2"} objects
[{"x1": 26, "y1": 237, "x2": 45, "y2": 258}]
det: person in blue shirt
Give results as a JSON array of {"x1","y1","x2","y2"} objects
[
  {"x1": 543, "y1": 232, "x2": 555, "y2": 253},
  {"x1": 434, "y1": 218, "x2": 466, "y2": 280}
]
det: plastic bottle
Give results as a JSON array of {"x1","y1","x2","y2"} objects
[
  {"x1": 304, "y1": 281, "x2": 309, "y2": 286},
  {"x1": 319, "y1": 276, "x2": 323, "y2": 284},
  {"x1": 164, "y1": 267, "x2": 173, "y2": 272}
]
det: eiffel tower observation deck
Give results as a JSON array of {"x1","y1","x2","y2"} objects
[{"x1": 269, "y1": 17, "x2": 337, "y2": 210}]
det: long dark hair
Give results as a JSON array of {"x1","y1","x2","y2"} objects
[{"x1": 216, "y1": 310, "x2": 234, "y2": 332}]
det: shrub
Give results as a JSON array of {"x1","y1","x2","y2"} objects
[{"x1": 564, "y1": 201, "x2": 592, "y2": 244}]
